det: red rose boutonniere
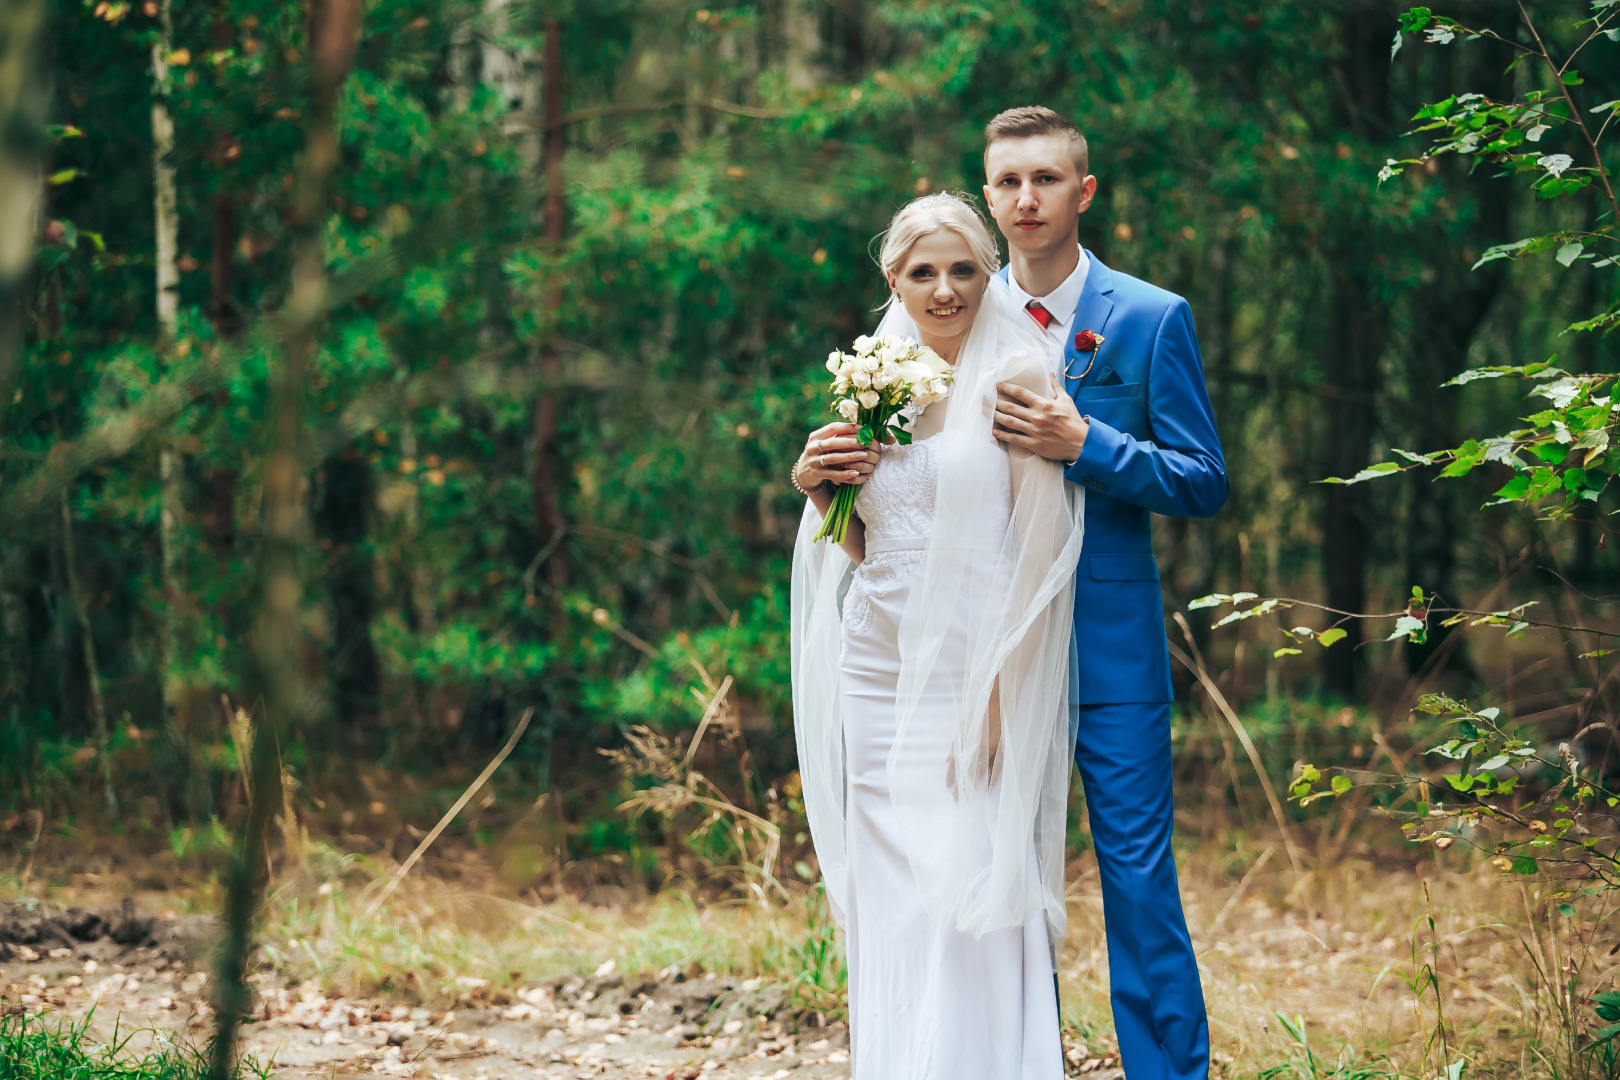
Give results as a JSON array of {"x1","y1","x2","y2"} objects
[{"x1": 1067, "y1": 329, "x2": 1106, "y2": 381}]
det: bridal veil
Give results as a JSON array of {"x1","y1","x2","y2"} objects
[{"x1": 790, "y1": 274, "x2": 1085, "y2": 960}]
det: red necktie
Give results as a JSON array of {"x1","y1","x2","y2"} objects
[{"x1": 1026, "y1": 300, "x2": 1053, "y2": 329}]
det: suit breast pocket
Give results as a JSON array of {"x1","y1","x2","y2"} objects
[{"x1": 1074, "y1": 380, "x2": 1141, "y2": 403}]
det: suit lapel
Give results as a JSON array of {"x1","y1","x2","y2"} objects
[{"x1": 1065, "y1": 251, "x2": 1117, "y2": 394}]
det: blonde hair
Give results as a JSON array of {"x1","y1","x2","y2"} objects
[{"x1": 877, "y1": 192, "x2": 1002, "y2": 283}]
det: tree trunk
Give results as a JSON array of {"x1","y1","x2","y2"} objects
[
  {"x1": 152, "y1": 0, "x2": 192, "y2": 793},
  {"x1": 0, "y1": 0, "x2": 45, "y2": 423},
  {"x1": 315, "y1": 450, "x2": 379, "y2": 727},
  {"x1": 1320, "y1": 0, "x2": 1395, "y2": 700},
  {"x1": 530, "y1": 18, "x2": 567, "y2": 603},
  {"x1": 207, "y1": 0, "x2": 360, "y2": 1074},
  {"x1": 62, "y1": 497, "x2": 118, "y2": 816}
]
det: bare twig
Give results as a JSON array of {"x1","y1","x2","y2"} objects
[
  {"x1": 1171, "y1": 614, "x2": 1305, "y2": 875},
  {"x1": 365, "y1": 708, "x2": 534, "y2": 917}
]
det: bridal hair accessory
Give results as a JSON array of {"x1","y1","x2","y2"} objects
[
  {"x1": 810, "y1": 333, "x2": 953, "y2": 544},
  {"x1": 1067, "y1": 328, "x2": 1106, "y2": 381}
]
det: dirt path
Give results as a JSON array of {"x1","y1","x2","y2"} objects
[
  {"x1": 4, "y1": 953, "x2": 854, "y2": 1079},
  {"x1": 0, "y1": 899, "x2": 865, "y2": 1079},
  {"x1": 1, "y1": 899, "x2": 1125, "y2": 1079}
]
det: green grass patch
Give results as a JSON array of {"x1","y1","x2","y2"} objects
[{"x1": 0, "y1": 1012, "x2": 267, "y2": 1080}]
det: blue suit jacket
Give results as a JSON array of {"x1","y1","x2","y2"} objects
[{"x1": 1004, "y1": 254, "x2": 1227, "y2": 706}]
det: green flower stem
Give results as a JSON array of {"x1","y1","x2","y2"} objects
[{"x1": 812, "y1": 481, "x2": 860, "y2": 543}]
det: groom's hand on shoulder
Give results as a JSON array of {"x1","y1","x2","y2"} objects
[{"x1": 993, "y1": 374, "x2": 1089, "y2": 464}]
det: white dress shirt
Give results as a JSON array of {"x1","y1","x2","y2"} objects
[{"x1": 1006, "y1": 245, "x2": 1091, "y2": 369}]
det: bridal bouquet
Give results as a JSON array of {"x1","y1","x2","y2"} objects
[{"x1": 812, "y1": 333, "x2": 953, "y2": 543}]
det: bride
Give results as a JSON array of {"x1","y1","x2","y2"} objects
[{"x1": 789, "y1": 192, "x2": 1085, "y2": 1079}]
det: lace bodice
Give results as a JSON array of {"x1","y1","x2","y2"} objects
[
  {"x1": 842, "y1": 439, "x2": 938, "y2": 640},
  {"x1": 854, "y1": 438, "x2": 938, "y2": 547}
]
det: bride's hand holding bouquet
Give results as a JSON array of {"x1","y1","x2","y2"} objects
[{"x1": 804, "y1": 334, "x2": 953, "y2": 544}]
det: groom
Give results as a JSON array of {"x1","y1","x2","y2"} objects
[{"x1": 988, "y1": 106, "x2": 1227, "y2": 1080}]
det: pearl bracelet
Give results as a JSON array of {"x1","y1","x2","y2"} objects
[{"x1": 790, "y1": 458, "x2": 823, "y2": 498}]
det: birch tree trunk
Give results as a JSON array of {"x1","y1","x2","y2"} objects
[
  {"x1": 151, "y1": 0, "x2": 188, "y2": 767},
  {"x1": 0, "y1": 0, "x2": 45, "y2": 421}
]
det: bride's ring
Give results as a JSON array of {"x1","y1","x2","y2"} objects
[{"x1": 819, "y1": 453, "x2": 828, "y2": 467}]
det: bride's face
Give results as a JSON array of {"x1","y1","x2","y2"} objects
[{"x1": 886, "y1": 230, "x2": 989, "y2": 358}]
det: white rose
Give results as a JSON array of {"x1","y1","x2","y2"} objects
[
  {"x1": 915, "y1": 346, "x2": 951, "y2": 375},
  {"x1": 826, "y1": 352, "x2": 843, "y2": 374},
  {"x1": 896, "y1": 359, "x2": 930, "y2": 384},
  {"x1": 833, "y1": 376, "x2": 851, "y2": 394},
  {"x1": 858, "y1": 389, "x2": 880, "y2": 409},
  {"x1": 837, "y1": 358, "x2": 856, "y2": 379},
  {"x1": 853, "y1": 334, "x2": 876, "y2": 353},
  {"x1": 837, "y1": 398, "x2": 860, "y2": 422},
  {"x1": 858, "y1": 355, "x2": 881, "y2": 373},
  {"x1": 851, "y1": 369, "x2": 872, "y2": 389}
]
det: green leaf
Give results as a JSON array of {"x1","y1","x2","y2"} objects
[
  {"x1": 1458, "y1": 720, "x2": 1479, "y2": 739},
  {"x1": 892, "y1": 428, "x2": 912, "y2": 445},
  {"x1": 1274, "y1": 647, "x2": 1302, "y2": 658},
  {"x1": 1445, "y1": 773, "x2": 1476, "y2": 792},
  {"x1": 1479, "y1": 754, "x2": 1510, "y2": 770},
  {"x1": 1559, "y1": 903, "x2": 1577, "y2": 918},
  {"x1": 1493, "y1": 473, "x2": 1530, "y2": 501},
  {"x1": 1561, "y1": 70, "x2": 1584, "y2": 85},
  {"x1": 1330, "y1": 775, "x2": 1353, "y2": 795},
  {"x1": 856, "y1": 425, "x2": 874, "y2": 445},
  {"x1": 1300, "y1": 764, "x2": 1322, "y2": 783},
  {"x1": 1556, "y1": 242, "x2": 1584, "y2": 267},
  {"x1": 1399, "y1": 7, "x2": 1435, "y2": 32},
  {"x1": 1319, "y1": 461, "x2": 1402, "y2": 485},
  {"x1": 1317, "y1": 627, "x2": 1348, "y2": 648},
  {"x1": 1496, "y1": 777, "x2": 1517, "y2": 795},
  {"x1": 1511, "y1": 855, "x2": 1538, "y2": 875},
  {"x1": 1188, "y1": 594, "x2": 1232, "y2": 610},
  {"x1": 47, "y1": 168, "x2": 79, "y2": 185},
  {"x1": 1387, "y1": 614, "x2": 1428, "y2": 643}
]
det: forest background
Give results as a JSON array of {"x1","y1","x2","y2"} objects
[{"x1": 1, "y1": 0, "x2": 1618, "y2": 1077}]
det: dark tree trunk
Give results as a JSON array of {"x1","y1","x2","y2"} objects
[
  {"x1": 315, "y1": 450, "x2": 379, "y2": 727},
  {"x1": 531, "y1": 18, "x2": 567, "y2": 605},
  {"x1": 1320, "y1": 0, "x2": 1396, "y2": 700}
]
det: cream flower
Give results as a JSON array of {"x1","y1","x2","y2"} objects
[
  {"x1": 837, "y1": 398, "x2": 860, "y2": 422},
  {"x1": 851, "y1": 369, "x2": 872, "y2": 389},
  {"x1": 826, "y1": 352, "x2": 844, "y2": 374},
  {"x1": 858, "y1": 389, "x2": 880, "y2": 409},
  {"x1": 915, "y1": 346, "x2": 951, "y2": 376}
]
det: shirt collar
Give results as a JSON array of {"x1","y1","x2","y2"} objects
[{"x1": 1007, "y1": 246, "x2": 1090, "y2": 331}]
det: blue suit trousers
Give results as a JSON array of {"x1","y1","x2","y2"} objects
[{"x1": 1074, "y1": 702, "x2": 1208, "y2": 1080}]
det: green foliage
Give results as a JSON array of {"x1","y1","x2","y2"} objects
[
  {"x1": 0, "y1": 1012, "x2": 268, "y2": 1080},
  {"x1": 1347, "y1": 4, "x2": 1620, "y2": 515}
]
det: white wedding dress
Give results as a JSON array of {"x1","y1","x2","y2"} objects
[
  {"x1": 790, "y1": 278, "x2": 1083, "y2": 1080},
  {"x1": 839, "y1": 435, "x2": 1064, "y2": 1080}
]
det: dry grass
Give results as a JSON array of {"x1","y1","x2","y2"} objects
[
  {"x1": 9, "y1": 812, "x2": 1620, "y2": 1078},
  {"x1": 179, "y1": 839, "x2": 1607, "y2": 1079}
]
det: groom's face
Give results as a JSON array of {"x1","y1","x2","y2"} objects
[{"x1": 982, "y1": 135, "x2": 1096, "y2": 258}]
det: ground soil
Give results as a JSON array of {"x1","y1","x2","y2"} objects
[{"x1": 0, "y1": 898, "x2": 870, "y2": 1080}]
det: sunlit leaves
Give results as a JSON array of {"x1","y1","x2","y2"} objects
[{"x1": 1318, "y1": 461, "x2": 1403, "y2": 485}]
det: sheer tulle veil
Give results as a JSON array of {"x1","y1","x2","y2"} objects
[{"x1": 790, "y1": 272, "x2": 1085, "y2": 962}]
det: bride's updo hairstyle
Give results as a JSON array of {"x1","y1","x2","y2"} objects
[{"x1": 877, "y1": 192, "x2": 1002, "y2": 282}]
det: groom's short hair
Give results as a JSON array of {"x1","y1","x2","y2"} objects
[{"x1": 984, "y1": 106, "x2": 1089, "y2": 177}]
